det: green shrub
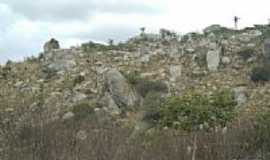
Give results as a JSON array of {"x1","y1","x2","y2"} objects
[
  {"x1": 124, "y1": 72, "x2": 168, "y2": 97},
  {"x1": 136, "y1": 80, "x2": 168, "y2": 97},
  {"x1": 254, "y1": 110, "x2": 270, "y2": 150},
  {"x1": 251, "y1": 64, "x2": 270, "y2": 82},
  {"x1": 238, "y1": 48, "x2": 254, "y2": 60},
  {"x1": 158, "y1": 90, "x2": 237, "y2": 131},
  {"x1": 142, "y1": 92, "x2": 165, "y2": 122},
  {"x1": 71, "y1": 102, "x2": 95, "y2": 120},
  {"x1": 73, "y1": 75, "x2": 85, "y2": 86}
]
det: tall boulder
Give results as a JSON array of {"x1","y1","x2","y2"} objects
[
  {"x1": 263, "y1": 38, "x2": 270, "y2": 60},
  {"x1": 105, "y1": 69, "x2": 140, "y2": 109},
  {"x1": 207, "y1": 49, "x2": 220, "y2": 71},
  {"x1": 43, "y1": 38, "x2": 60, "y2": 52}
]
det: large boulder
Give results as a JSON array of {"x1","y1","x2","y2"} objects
[
  {"x1": 105, "y1": 69, "x2": 140, "y2": 109},
  {"x1": 43, "y1": 49, "x2": 77, "y2": 73},
  {"x1": 207, "y1": 49, "x2": 220, "y2": 71},
  {"x1": 43, "y1": 38, "x2": 60, "y2": 52},
  {"x1": 263, "y1": 38, "x2": 270, "y2": 60},
  {"x1": 169, "y1": 65, "x2": 182, "y2": 82},
  {"x1": 233, "y1": 87, "x2": 247, "y2": 106}
]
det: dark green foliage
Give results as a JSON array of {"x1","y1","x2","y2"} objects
[
  {"x1": 238, "y1": 48, "x2": 254, "y2": 60},
  {"x1": 73, "y1": 75, "x2": 85, "y2": 86},
  {"x1": 71, "y1": 102, "x2": 95, "y2": 120},
  {"x1": 142, "y1": 92, "x2": 165, "y2": 122},
  {"x1": 158, "y1": 90, "x2": 237, "y2": 131},
  {"x1": 81, "y1": 41, "x2": 109, "y2": 52},
  {"x1": 136, "y1": 80, "x2": 168, "y2": 98},
  {"x1": 251, "y1": 64, "x2": 270, "y2": 82},
  {"x1": 124, "y1": 72, "x2": 168, "y2": 97},
  {"x1": 254, "y1": 110, "x2": 270, "y2": 155}
]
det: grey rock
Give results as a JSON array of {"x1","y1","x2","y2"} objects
[
  {"x1": 62, "y1": 112, "x2": 75, "y2": 120},
  {"x1": 43, "y1": 49, "x2": 77, "y2": 73},
  {"x1": 233, "y1": 87, "x2": 247, "y2": 106},
  {"x1": 169, "y1": 65, "x2": 182, "y2": 82},
  {"x1": 221, "y1": 57, "x2": 231, "y2": 65},
  {"x1": 263, "y1": 38, "x2": 270, "y2": 60},
  {"x1": 105, "y1": 69, "x2": 140, "y2": 109},
  {"x1": 72, "y1": 92, "x2": 87, "y2": 103},
  {"x1": 140, "y1": 54, "x2": 150, "y2": 63},
  {"x1": 100, "y1": 92, "x2": 121, "y2": 115},
  {"x1": 76, "y1": 130, "x2": 87, "y2": 140},
  {"x1": 207, "y1": 50, "x2": 220, "y2": 71},
  {"x1": 43, "y1": 38, "x2": 60, "y2": 52}
]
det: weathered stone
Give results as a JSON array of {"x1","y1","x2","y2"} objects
[
  {"x1": 140, "y1": 54, "x2": 150, "y2": 63},
  {"x1": 207, "y1": 50, "x2": 220, "y2": 71},
  {"x1": 169, "y1": 65, "x2": 182, "y2": 82},
  {"x1": 105, "y1": 69, "x2": 140, "y2": 109},
  {"x1": 100, "y1": 92, "x2": 121, "y2": 115},
  {"x1": 221, "y1": 57, "x2": 231, "y2": 65},
  {"x1": 43, "y1": 38, "x2": 60, "y2": 52},
  {"x1": 72, "y1": 92, "x2": 87, "y2": 103},
  {"x1": 62, "y1": 112, "x2": 75, "y2": 120},
  {"x1": 76, "y1": 130, "x2": 87, "y2": 140},
  {"x1": 233, "y1": 87, "x2": 247, "y2": 106},
  {"x1": 263, "y1": 38, "x2": 270, "y2": 60}
]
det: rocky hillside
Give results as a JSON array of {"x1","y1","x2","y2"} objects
[{"x1": 2, "y1": 24, "x2": 270, "y2": 160}]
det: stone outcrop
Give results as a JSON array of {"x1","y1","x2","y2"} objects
[
  {"x1": 105, "y1": 69, "x2": 141, "y2": 109},
  {"x1": 207, "y1": 49, "x2": 220, "y2": 71},
  {"x1": 43, "y1": 38, "x2": 60, "y2": 52}
]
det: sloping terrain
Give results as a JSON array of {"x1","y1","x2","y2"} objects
[{"x1": 1, "y1": 24, "x2": 270, "y2": 160}]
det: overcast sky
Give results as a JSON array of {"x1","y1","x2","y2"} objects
[{"x1": 0, "y1": 0, "x2": 270, "y2": 64}]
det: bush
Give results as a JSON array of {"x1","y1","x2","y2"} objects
[
  {"x1": 73, "y1": 75, "x2": 85, "y2": 86},
  {"x1": 238, "y1": 48, "x2": 254, "y2": 60},
  {"x1": 251, "y1": 65, "x2": 270, "y2": 82},
  {"x1": 71, "y1": 102, "x2": 96, "y2": 120},
  {"x1": 142, "y1": 92, "x2": 165, "y2": 122},
  {"x1": 254, "y1": 110, "x2": 270, "y2": 150},
  {"x1": 124, "y1": 72, "x2": 168, "y2": 97},
  {"x1": 158, "y1": 90, "x2": 237, "y2": 131}
]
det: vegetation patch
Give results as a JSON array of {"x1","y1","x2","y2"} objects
[
  {"x1": 124, "y1": 72, "x2": 168, "y2": 97},
  {"x1": 71, "y1": 102, "x2": 96, "y2": 120},
  {"x1": 251, "y1": 63, "x2": 270, "y2": 82},
  {"x1": 238, "y1": 48, "x2": 254, "y2": 60},
  {"x1": 157, "y1": 90, "x2": 237, "y2": 131}
]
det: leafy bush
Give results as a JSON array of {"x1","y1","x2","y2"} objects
[
  {"x1": 158, "y1": 90, "x2": 237, "y2": 131},
  {"x1": 254, "y1": 110, "x2": 270, "y2": 150},
  {"x1": 251, "y1": 64, "x2": 270, "y2": 82},
  {"x1": 142, "y1": 92, "x2": 165, "y2": 122},
  {"x1": 73, "y1": 75, "x2": 85, "y2": 86},
  {"x1": 238, "y1": 48, "x2": 254, "y2": 60},
  {"x1": 124, "y1": 72, "x2": 168, "y2": 97},
  {"x1": 71, "y1": 102, "x2": 95, "y2": 120}
]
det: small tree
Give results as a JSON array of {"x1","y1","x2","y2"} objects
[{"x1": 158, "y1": 90, "x2": 237, "y2": 160}]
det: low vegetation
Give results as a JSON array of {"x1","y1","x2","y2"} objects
[
  {"x1": 251, "y1": 63, "x2": 270, "y2": 82},
  {"x1": 123, "y1": 71, "x2": 168, "y2": 97}
]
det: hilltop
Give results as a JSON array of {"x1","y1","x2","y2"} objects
[{"x1": 1, "y1": 24, "x2": 270, "y2": 160}]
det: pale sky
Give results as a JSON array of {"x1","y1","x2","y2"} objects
[{"x1": 0, "y1": 0, "x2": 270, "y2": 64}]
